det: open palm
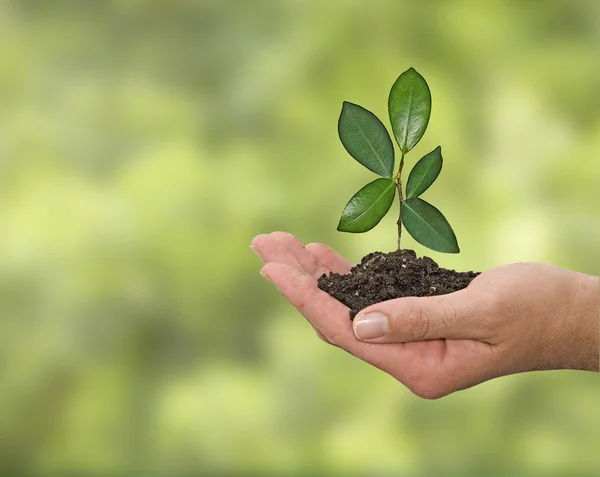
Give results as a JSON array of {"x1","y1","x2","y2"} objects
[{"x1": 251, "y1": 232, "x2": 506, "y2": 398}]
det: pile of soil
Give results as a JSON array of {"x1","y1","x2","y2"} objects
[{"x1": 317, "y1": 249, "x2": 479, "y2": 319}]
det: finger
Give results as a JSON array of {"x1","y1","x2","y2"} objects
[
  {"x1": 253, "y1": 234, "x2": 336, "y2": 345},
  {"x1": 251, "y1": 233, "x2": 305, "y2": 269},
  {"x1": 250, "y1": 234, "x2": 269, "y2": 262},
  {"x1": 352, "y1": 288, "x2": 486, "y2": 343},
  {"x1": 260, "y1": 263, "x2": 437, "y2": 386},
  {"x1": 314, "y1": 328, "x2": 336, "y2": 346},
  {"x1": 251, "y1": 232, "x2": 328, "y2": 278},
  {"x1": 260, "y1": 262, "x2": 360, "y2": 350},
  {"x1": 305, "y1": 243, "x2": 354, "y2": 275},
  {"x1": 258, "y1": 261, "x2": 336, "y2": 346},
  {"x1": 269, "y1": 232, "x2": 329, "y2": 277},
  {"x1": 303, "y1": 242, "x2": 352, "y2": 347}
]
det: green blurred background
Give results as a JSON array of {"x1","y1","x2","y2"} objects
[{"x1": 1, "y1": 1, "x2": 599, "y2": 475}]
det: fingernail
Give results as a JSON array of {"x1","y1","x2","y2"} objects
[
  {"x1": 260, "y1": 269, "x2": 272, "y2": 283},
  {"x1": 250, "y1": 245, "x2": 265, "y2": 263},
  {"x1": 353, "y1": 312, "x2": 389, "y2": 340}
]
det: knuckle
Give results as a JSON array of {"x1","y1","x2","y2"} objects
[
  {"x1": 305, "y1": 243, "x2": 329, "y2": 262},
  {"x1": 441, "y1": 307, "x2": 457, "y2": 329},
  {"x1": 315, "y1": 330, "x2": 332, "y2": 345},
  {"x1": 324, "y1": 330, "x2": 345, "y2": 347},
  {"x1": 406, "y1": 306, "x2": 431, "y2": 341},
  {"x1": 483, "y1": 289, "x2": 504, "y2": 315}
]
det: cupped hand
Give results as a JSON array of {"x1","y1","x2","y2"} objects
[{"x1": 251, "y1": 232, "x2": 599, "y2": 399}]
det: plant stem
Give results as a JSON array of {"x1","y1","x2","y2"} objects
[{"x1": 396, "y1": 153, "x2": 405, "y2": 250}]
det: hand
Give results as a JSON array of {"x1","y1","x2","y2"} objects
[{"x1": 251, "y1": 232, "x2": 599, "y2": 399}]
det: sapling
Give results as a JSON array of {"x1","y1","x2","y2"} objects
[
  {"x1": 318, "y1": 68, "x2": 478, "y2": 319},
  {"x1": 337, "y1": 67, "x2": 459, "y2": 254}
]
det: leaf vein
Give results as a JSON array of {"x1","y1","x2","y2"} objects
[
  {"x1": 349, "y1": 110, "x2": 390, "y2": 176},
  {"x1": 408, "y1": 161, "x2": 434, "y2": 198},
  {"x1": 401, "y1": 88, "x2": 413, "y2": 151},
  {"x1": 404, "y1": 201, "x2": 452, "y2": 246},
  {"x1": 345, "y1": 181, "x2": 395, "y2": 227}
]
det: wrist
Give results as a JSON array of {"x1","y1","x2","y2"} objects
[{"x1": 565, "y1": 272, "x2": 599, "y2": 372}]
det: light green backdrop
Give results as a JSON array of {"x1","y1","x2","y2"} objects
[{"x1": 0, "y1": 1, "x2": 599, "y2": 475}]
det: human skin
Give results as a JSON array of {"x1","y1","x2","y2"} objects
[{"x1": 251, "y1": 232, "x2": 599, "y2": 399}]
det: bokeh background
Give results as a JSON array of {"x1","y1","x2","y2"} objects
[{"x1": 0, "y1": 1, "x2": 599, "y2": 475}]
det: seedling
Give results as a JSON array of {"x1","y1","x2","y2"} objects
[{"x1": 337, "y1": 68, "x2": 459, "y2": 253}]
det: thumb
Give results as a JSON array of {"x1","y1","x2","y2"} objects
[{"x1": 352, "y1": 288, "x2": 484, "y2": 343}]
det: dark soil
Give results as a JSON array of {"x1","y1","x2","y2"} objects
[{"x1": 317, "y1": 249, "x2": 479, "y2": 319}]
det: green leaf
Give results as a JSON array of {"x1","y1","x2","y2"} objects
[
  {"x1": 406, "y1": 146, "x2": 443, "y2": 199},
  {"x1": 388, "y1": 68, "x2": 431, "y2": 154},
  {"x1": 338, "y1": 178, "x2": 396, "y2": 233},
  {"x1": 338, "y1": 102, "x2": 395, "y2": 177},
  {"x1": 401, "y1": 197, "x2": 459, "y2": 253}
]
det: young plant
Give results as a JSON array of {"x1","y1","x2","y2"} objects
[{"x1": 336, "y1": 68, "x2": 459, "y2": 253}]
